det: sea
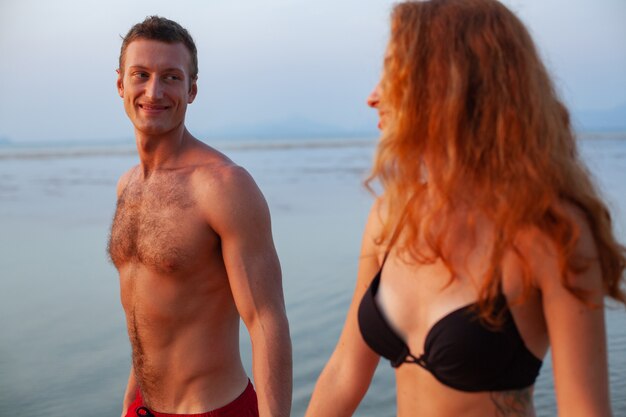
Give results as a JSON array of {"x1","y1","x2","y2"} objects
[{"x1": 0, "y1": 133, "x2": 624, "y2": 417}]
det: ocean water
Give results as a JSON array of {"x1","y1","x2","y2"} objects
[{"x1": 0, "y1": 135, "x2": 624, "y2": 417}]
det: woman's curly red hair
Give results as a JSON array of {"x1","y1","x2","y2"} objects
[{"x1": 367, "y1": 0, "x2": 625, "y2": 321}]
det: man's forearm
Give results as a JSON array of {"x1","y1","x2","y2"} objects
[
  {"x1": 250, "y1": 313, "x2": 292, "y2": 417},
  {"x1": 120, "y1": 366, "x2": 138, "y2": 417}
]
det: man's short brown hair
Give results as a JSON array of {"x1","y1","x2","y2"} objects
[{"x1": 119, "y1": 16, "x2": 198, "y2": 80}]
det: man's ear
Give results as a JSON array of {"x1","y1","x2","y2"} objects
[
  {"x1": 116, "y1": 69, "x2": 124, "y2": 98},
  {"x1": 188, "y1": 78, "x2": 198, "y2": 104}
]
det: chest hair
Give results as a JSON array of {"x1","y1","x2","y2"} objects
[{"x1": 108, "y1": 172, "x2": 198, "y2": 271}]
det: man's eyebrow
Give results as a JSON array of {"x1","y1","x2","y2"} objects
[{"x1": 127, "y1": 65, "x2": 186, "y2": 74}]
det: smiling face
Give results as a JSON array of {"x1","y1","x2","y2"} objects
[{"x1": 117, "y1": 39, "x2": 197, "y2": 137}]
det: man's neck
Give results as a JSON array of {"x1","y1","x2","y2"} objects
[{"x1": 135, "y1": 125, "x2": 193, "y2": 177}]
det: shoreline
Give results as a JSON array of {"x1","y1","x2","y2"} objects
[{"x1": 1, "y1": 132, "x2": 626, "y2": 161}]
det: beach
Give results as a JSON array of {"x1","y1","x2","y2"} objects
[{"x1": 0, "y1": 134, "x2": 625, "y2": 417}]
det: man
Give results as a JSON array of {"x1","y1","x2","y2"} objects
[{"x1": 108, "y1": 16, "x2": 292, "y2": 417}]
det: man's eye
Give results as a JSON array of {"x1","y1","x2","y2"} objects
[
  {"x1": 133, "y1": 72, "x2": 149, "y2": 79},
  {"x1": 165, "y1": 75, "x2": 181, "y2": 81}
]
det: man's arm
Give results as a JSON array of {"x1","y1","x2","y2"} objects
[
  {"x1": 117, "y1": 168, "x2": 137, "y2": 417},
  {"x1": 207, "y1": 165, "x2": 292, "y2": 417},
  {"x1": 120, "y1": 366, "x2": 138, "y2": 417}
]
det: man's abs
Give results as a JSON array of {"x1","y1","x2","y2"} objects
[{"x1": 122, "y1": 266, "x2": 248, "y2": 413}]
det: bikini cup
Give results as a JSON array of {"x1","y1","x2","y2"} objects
[{"x1": 357, "y1": 269, "x2": 543, "y2": 392}]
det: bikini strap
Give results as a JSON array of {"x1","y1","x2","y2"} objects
[
  {"x1": 380, "y1": 251, "x2": 390, "y2": 267},
  {"x1": 377, "y1": 195, "x2": 414, "y2": 275}
]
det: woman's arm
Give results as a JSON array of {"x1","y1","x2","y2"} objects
[
  {"x1": 530, "y1": 206, "x2": 612, "y2": 416},
  {"x1": 305, "y1": 201, "x2": 387, "y2": 417}
]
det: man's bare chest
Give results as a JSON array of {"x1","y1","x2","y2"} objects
[{"x1": 108, "y1": 179, "x2": 214, "y2": 273}]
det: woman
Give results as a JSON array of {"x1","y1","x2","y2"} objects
[{"x1": 305, "y1": 1, "x2": 625, "y2": 416}]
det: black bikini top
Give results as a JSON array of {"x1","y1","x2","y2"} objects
[{"x1": 357, "y1": 268, "x2": 542, "y2": 392}]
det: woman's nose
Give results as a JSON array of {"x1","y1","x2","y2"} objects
[{"x1": 367, "y1": 84, "x2": 381, "y2": 108}]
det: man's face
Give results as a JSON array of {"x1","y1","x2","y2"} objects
[{"x1": 117, "y1": 39, "x2": 197, "y2": 136}]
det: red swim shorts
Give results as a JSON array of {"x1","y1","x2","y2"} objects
[{"x1": 124, "y1": 380, "x2": 259, "y2": 417}]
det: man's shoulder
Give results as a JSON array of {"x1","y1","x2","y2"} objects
[
  {"x1": 116, "y1": 165, "x2": 140, "y2": 197},
  {"x1": 188, "y1": 139, "x2": 251, "y2": 184},
  {"x1": 192, "y1": 158, "x2": 259, "y2": 200},
  {"x1": 185, "y1": 139, "x2": 267, "y2": 212}
]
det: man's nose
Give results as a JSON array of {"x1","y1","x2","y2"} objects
[{"x1": 145, "y1": 78, "x2": 164, "y2": 100}]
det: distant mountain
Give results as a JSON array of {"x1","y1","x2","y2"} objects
[
  {"x1": 573, "y1": 102, "x2": 626, "y2": 132},
  {"x1": 204, "y1": 115, "x2": 378, "y2": 140},
  {"x1": 204, "y1": 105, "x2": 626, "y2": 139}
]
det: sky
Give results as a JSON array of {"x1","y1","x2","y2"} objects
[{"x1": 0, "y1": 0, "x2": 624, "y2": 143}]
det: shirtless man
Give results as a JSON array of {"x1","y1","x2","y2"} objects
[{"x1": 108, "y1": 16, "x2": 291, "y2": 417}]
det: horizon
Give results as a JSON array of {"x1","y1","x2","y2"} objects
[{"x1": 2, "y1": 130, "x2": 626, "y2": 149}]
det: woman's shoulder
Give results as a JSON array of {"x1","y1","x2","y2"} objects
[
  {"x1": 360, "y1": 197, "x2": 392, "y2": 266},
  {"x1": 513, "y1": 200, "x2": 602, "y2": 294},
  {"x1": 518, "y1": 200, "x2": 597, "y2": 258}
]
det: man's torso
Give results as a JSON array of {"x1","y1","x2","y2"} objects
[{"x1": 109, "y1": 161, "x2": 249, "y2": 413}]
